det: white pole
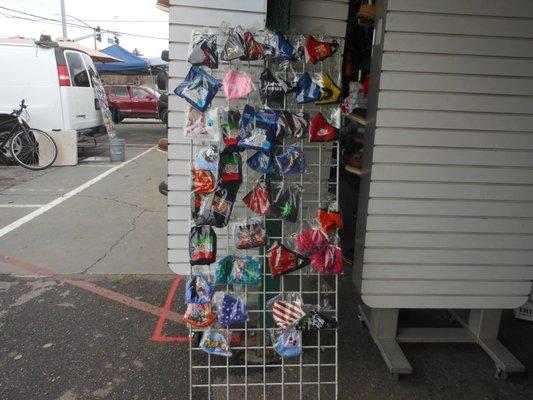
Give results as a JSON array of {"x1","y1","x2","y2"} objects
[{"x1": 60, "y1": 0, "x2": 67, "y2": 38}]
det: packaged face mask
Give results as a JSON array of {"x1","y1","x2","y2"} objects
[
  {"x1": 200, "y1": 330, "x2": 232, "y2": 357},
  {"x1": 205, "y1": 107, "x2": 221, "y2": 139},
  {"x1": 304, "y1": 35, "x2": 338, "y2": 64},
  {"x1": 291, "y1": 112, "x2": 310, "y2": 139},
  {"x1": 215, "y1": 293, "x2": 248, "y2": 326},
  {"x1": 223, "y1": 69, "x2": 254, "y2": 100},
  {"x1": 259, "y1": 68, "x2": 288, "y2": 102},
  {"x1": 315, "y1": 74, "x2": 342, "y2": 105},
  {"x1": 295, "y1": 228, "x2": 329, "y2": 258},
  {"x1": 275, "y1": 145, "x2": 306, "y2": 175},
  {"x1": 242, "y1": 179, "x2": 271, "y2": 215},
  {"x1": 317, "y1": 205, "x2": 343, "y2": 232},
  {"x1": 185, "y1": 274, "x2": 215, "y2": 304},
  {"x1": 194, "y1": 146, "x2": 219, "y2": 172},
  {"x1": 273, "y1": 330, "x2": 302, "y2": 358},
  {"x1": 215, "y1": 255, "x2": 262, "y2": 285},
  {"x1": 243, "y1": 31, "x2": 265, "y2": 60},
  {"x1": 184, "y1": 107, "x2": 209, "y2": 140},
  {"x1": 309, "y1": 112, "x2": 337, "y2": 142},
  {"x1": 266, "y1": 240, "x2": 310, "y2": 277},
  {"x1": 238, "y1": 105, "x2": 278, "y2": 155},
  {"x1": 234, "y1": 220, "x2": 267, "y2": 249},
  {"x1": 191, "y1": 168, "x2": 216, "y2": 194},
  {"x1": 188, "y1": 34, "x2": 218, "y2": 69},
  {"x1": 274, "y1": 32, "x2": 296, "y2": 60},
  {"x1": 221, "y1": 26, "x2": 246, "y2": 61},
  {"x1": 246, "y1": 151, "x2": 276, "y2": 175},
  {"x1": 174, "y1": 66, "x2": 221, "y2": 112},
  {"x1": 184, "y1": 303, "x2": 217, "y2": 328},
  {"x1": 295, "y1": 309, "x2": 338, "y2": 330},
  {"x1": 268, "y1": 292, "x2": 306, "y2": 329},
  {"x1": 293, "y1": 73, "x2": 322, "y2": 104},
  {"x1": 310, "y1": 244, "x2": 344, "y2": 275},
  {"x1": 219, "y1": 149, "x2": 242, "y2": 189},
  {"x1": 221, "y1": 108, "x2": 241, "y2": 147},
  {"x1": 189, "y1": 226, "x2": 217, "y2": 265},
  {"x1": 191, "y1": 189, "x2": 235, "y2": 227},
  {"x1": 269, "y1": 182, "x2": 302, "y2": 223}
]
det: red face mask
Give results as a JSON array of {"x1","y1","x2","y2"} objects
[
  {"x1": 317, "y1": 208, "x2": 343, "y2": 232},
  {"x1": 267, "y1": 241, "x2": 309, "y2": 277},
  {"x1": 309, "y1": 113, "x2": 337, "y2": 142},
  {"x1": 192, "y1": 168, "x2": 216, "y2": 194},
  {"x1": 242, "y1": 180, "x2": 271, "y2": 215},
  {"x1": 244, "y1": 31, "x2": 264, "y2": 60},
  {"x1": 304, "y1": 35, "x2": 338, "y2": 64},
  {"x1": 310, "y1": 244, "x2": 343, "y2": 275}
]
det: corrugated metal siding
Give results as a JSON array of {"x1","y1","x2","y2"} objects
[
  {"x1": 356, "y1": 0, "x2": 533, "y2": 309},
  {"x1": 167, "y1": 0, "x2": 266, "y2": 274}
]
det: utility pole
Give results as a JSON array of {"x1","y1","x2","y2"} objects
[{"x1": 60, "y1": 0, "x2": 67, "y2": 38}]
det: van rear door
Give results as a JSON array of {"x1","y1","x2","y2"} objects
[{"x1": 60, "y1": 50, "x2": 103, "y2": 133}]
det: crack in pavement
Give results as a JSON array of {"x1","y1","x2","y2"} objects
[
  {"x1": 81, "y1": 209, "x2": 146, "y2": 274},
  {"x1": 78, "y1": 194, "x2": 161, "y2": 213}
]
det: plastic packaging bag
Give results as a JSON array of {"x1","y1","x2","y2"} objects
[
  {"x1": 268, "y1": 292, "x2": 306, "y2": 329},
  {"x1": 304, "y1": 35, "x2": 338, "y2": 64},
  {"x1": 188, "y1": 34, "x2": 218, "y2": 69},
  {"x1": 293, "y1": 73, "x2": 322, "y2": 104},
  {"x1": 202, "y1": 188, "x2": 236, "y2": 228},
  {"x1": 291, "y1": 112, "x2": 310, "y2": 139},
  {"x1": 272, "y1": 329, "x2": 302, "y2": 357},
  {"x1": 223, "y1": 69, "x2": 254, "y2": 100},
  {"x1": 259, "y1": 68, "x2": 289, "y2": 102},
  {"x1": 295, "y1": 228, "x2": 329, "y2": 258},
  {"x1": 295, "y1": 309, "x2": 338, "y2": 330},
  {"x1": 219, "y1": 149, "x2": 242, "y2": 189},
  {"x1": 243, "y1": 31, "x2": 265, "y2": 60},
  {"x1": 214, "y1": 292, "x2": 248, "y2": 326},
  {"x1": 189, "y1": 226, "x2": 217, "y2": 265},
  {"x1": 269, "y1": 182, "x2": 302, "y2": 223},
  {"x1": 242, "y1": 179, "x2": 271, "y2": 215},
  {"x1": 184, "y1": 107, "x2": 210, "y2": 140},
  {"x1": 275, "y1": 145, "x2": 306, "y2": 175},
  {"x1": 238, "y1": 105, "x2": 278, "y2": 155},
  {"x1": 186, "y1": 274, "x2": 215, "y2": 304},
  {"x1": 315, "y1": 73, "x2": 341, "y2": 105},
  {"x1": 200, "y1": 329, "x2": 232, "y2": 356},
  {"x1": 184, "y1": 303, "x2": 217, "y2": 328},
  {"x1": 205, "y1": 107, "x2": 221, "y2": 140},
  {"x1": 266, "y1": 240, "x2": 310, "y2": 277},
  {"x1": 221, "y1": 26, "x2": 246, "y2": 61},
  {"x1": 274, "y1": 32, "x2": 296, "y2": 60},
  {"x1": 246, "y1": 151, "x2": 276, "y2": 175},
  {"x1": 309, "y1": 112, "x2": 337, "y2": 142},
  {"x1": 310, "y1": 244, "x2": 344, "y2": 275},
  {"x1": 221, "y1": 108, "x2": 241, "y2": 147},
  {"x1": 191, "y1": 168, "x2": 216, "y2": 194},
  {"x1": 233, "y1": 220, "x2": 267, "y2": 249},
  {"x1": 174, "y1": 66, "x2": 221, "y2": 112},
  {"x1": 216, "y1": 255, "x2": 262, "y2": 285},
  {"x1": 317, "y1": 202, "x2": 343, "y2": 232},
  {"x1": 194, "y1": 146, "x2": 219, "y2": 173}
]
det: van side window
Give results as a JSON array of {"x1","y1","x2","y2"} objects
[
  {"x1": 111, "y1": 86, "x2": 129, "y2": 97},
  {"x1": 65, "y1": 52, "x2": 90, "y2": 87}
]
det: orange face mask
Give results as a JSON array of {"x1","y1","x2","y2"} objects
[
  {"x1": 317, "y1": 208, "x2": 343, "y2": 232},
  {"x1": 192, "y1": 168, "x2": 216, "y2": 194}
]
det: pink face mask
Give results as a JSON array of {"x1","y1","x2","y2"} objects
[{"x1": 223, "y1": 69, "x2": 254, "y2": 100}]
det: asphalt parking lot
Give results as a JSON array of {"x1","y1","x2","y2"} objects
[{"x1": 0, "y1": 121, "x2": 532, "y2": 400}]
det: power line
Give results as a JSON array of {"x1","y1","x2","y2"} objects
[{"x1": 0, "y1": 6, "x2": 168, "y2": 40}]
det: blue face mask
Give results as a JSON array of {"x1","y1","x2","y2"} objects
[
  {"x1": 247, "y1": 151, "x2": 276, "y2": 175},
  {"x1": 293, "y1": 73, "x2": 322, "y2": 104},
  {"x1": 275, "y1": 32, "x2": 295, "y2": 60},
  {"x1": 217, "y1": 293, "x2": 248, "y2": 326},
  {"x1": 185, "y1": 274, "x2": 215, "y2": 304},
  {"x1": 275, "y1": 145, "x2": 306, "y2": 175},
  {"x1": 273, "y1": 330, "x2": 302, "y2": 358},
  {"x1": 174, "y1": 66, "x2": 221, "y2": 112},
  {"x1": 238, "y1": 105, "x2": 279, "y2": 155}
]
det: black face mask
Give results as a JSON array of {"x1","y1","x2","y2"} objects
[
  {"x1": 189, "y1": 225, "x2": 217, "y2": 266},
  {"x1": 218, "y1": 149, "x2": 242, "y2": 192},
  {"x1": 268, "y1": 181, "x2": 302, "y2": 223},
  {"x1": 259, "y1": 68, "x2": 286, "y2": 102},
  {"x1": 188, "y1": 34, "x2": 218, "y2": 69},
  {"x1": 221, "y1": 28, "x2": 246, "y2": 61}
]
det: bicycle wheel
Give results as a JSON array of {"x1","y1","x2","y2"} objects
[{"x1": 10, "y1": 128, "x2": 57, "y2": 170}]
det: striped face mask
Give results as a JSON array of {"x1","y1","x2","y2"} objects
[{"x1": 272, "y1": 299, "x2": 306, "y2": 329}]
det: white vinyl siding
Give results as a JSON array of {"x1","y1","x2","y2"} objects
[{"x1": 356, "y1": 0, "x2": 533, "y2": 309}]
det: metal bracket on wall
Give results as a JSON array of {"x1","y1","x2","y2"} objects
[{"x1": 358, "y1": 305, "x2": 525, "y2": 381}]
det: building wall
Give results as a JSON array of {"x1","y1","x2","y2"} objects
[{"x1": 355, "y1": 0, "x2": 533, "y2": 309}]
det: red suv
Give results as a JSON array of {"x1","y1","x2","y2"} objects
[{"x1": 104, "y1": 85, "x2": 163, "y2": 123}]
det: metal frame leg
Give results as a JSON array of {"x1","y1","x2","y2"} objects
[{"x1": 358, "y1": 305, "x2": 412, "y2": 378}]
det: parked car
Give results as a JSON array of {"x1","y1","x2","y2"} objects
[
  {"x1": 0, "y1": 38, "x2": 105, "y2": 138},
  {"x1": 104, "y1": 84, "x2": 166, "y2": 124}
]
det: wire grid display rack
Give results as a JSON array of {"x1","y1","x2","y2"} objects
[{"x1": 187, "y1": 31, "x2": 343, "y2": 400}]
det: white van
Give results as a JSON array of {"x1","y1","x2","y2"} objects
[{"x1": 0, "y1": 38, "x2": 105, "y2": 137}]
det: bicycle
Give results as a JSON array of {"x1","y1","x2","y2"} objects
[{"x1": 0, "y1": 100, "x2": 57, "y2": 170}]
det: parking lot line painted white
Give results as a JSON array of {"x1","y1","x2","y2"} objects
[
  {"x1": 0, "y1": 205, "x2": 45, "y2": 208},
  {"x1": 0, "y1": 146, "x2": 155, "y2": 239}
]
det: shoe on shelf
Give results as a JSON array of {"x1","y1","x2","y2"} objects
[{"x1": 357, "y1": 4, "x2": 376, "y2": 23}]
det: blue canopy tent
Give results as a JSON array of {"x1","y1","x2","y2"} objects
[{"x1": 95, "y1": 44, "x2": 150, "y2": 74}]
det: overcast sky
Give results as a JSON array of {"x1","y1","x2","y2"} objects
[{"x1": 0, "y1": 0, "x2": 168, "y2": 58}]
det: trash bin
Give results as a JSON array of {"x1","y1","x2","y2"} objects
[{"x1": 109, "y1": 138, "x2": 125, "y2": 162}]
